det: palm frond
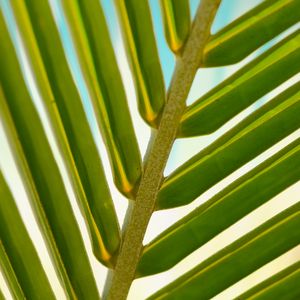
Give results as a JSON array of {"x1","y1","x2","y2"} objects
[
  {"x1": 149, "y1": 202, "x2": 300, "y2": 299},
  {"x1": 160, "y1": 0, "x2": 191, "y2": 54},
  {"x1": 0, "y1": 241, "x2": 24, "y2": 300},
  {"x1": 0, "y1": 287, "x2": 5, "y2": 300},
  {"x1": 114, "y1": 0, "x2": 166, "y2": 126},
  {"x1": 9, "y1": 0, "x2": 121, "y2": 266},
  {"x1": 0, "y1": 171, "x2": 54, "y2": 299},
  {"x1": 203, "y1": 0, "x2": 300, "y2": 66},
  {"x1": 238, "y1": 261, "x2": 300, "y2": 299},
  {"x1": 138, "y1": 137, "x2": 300, "y2": 276},
  {"x1": 0, "y1": 13, "x2": 99, "y2": 297},
  {"x1": 157, "y1": 82, "x2": 300, "y2": 209},
  {"x1": 180, "y1": 30, "x2": 300, "y2": 136},
  {"x1": 0, "y1": 0, "x2": 299, "y2": 299},
  {"x1": 61, "y1": 0, "x2": 142, "y2": 198}
]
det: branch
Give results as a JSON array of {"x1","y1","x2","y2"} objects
[{"x1": 106, "y1": 1, "x2": 221, "y2": 299}]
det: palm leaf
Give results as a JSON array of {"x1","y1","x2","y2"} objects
[
  {"x1": 238, "y1": 261, "x2": 300, "y2": 299},
  {"x1": 138, "y1": 137, "x2": 300, "y2": 276},
  {"x1": 160, "y1": 0, "x2": 191, "y2": 54},
  {"x1": 0, "y1": 13, "x2": 99, "y2": 298},
  {"x1": 0, "y1": 0, "x2": 299, "y2": 299},
  {"x1": 61, "y1": 0, "x2": 142, "y2": 198},
  {"x1": 9, "y1": 0, "x2": 121, "y2": 266},
  {"x1": 203, "y1": 0, "x2": 300, "y2": 66},
  {"x1": 180, "y1": 29, "x2": 300, "y2": 136},
  {"x1": 114, "y1": 0, "x2": 166, "y2": 126},
  {"x1": 0, "y1": 287, "x2": 5, "y2": 300},
  {"x1": 0, "y1": 171, "x2": 54, "y2": 299},
  {"x1": 158, "y1": 82, "x2": 300, "y2": 209},
  {"x1": 148, "y1": 202, "x2": 300, "y2": 299},
  {"x1": 0, "y1": 241, "x2": 24, "y2": 300},
  {"x1": 0, "y1": 79, "x2": 75, "y2": 299}
]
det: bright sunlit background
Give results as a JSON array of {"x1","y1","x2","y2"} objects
[{"x1": 0, "y1": 0, "x2": 300, "y2": 299}]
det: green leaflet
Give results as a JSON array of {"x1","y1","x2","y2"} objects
[
  {"x1": 0, "y1": 172, "x2": 54, "y2": 300},
  {"x1": 0, "y1": 288, "x2": 4, "y2": 300},
  {"x1": 203, "y1": 0, "x2": 300, "y2": 67},
  {"x1": 12, "y1": 0, "x2": 121, "y2": 265},
  {"x1": 160, "y1": 0, "x2": 191, "y2": 54},
  {"x1": 114, "y1": 0, "x2": 165, "y2": 126},
  {"x1": 137, "y1": 138, "x2": 300, "y2": 276},
  {"x1": 157, "y1": 82, "x2": 300, "y2": 209},
  {"x1": 0, "y1": 79, "x2": 75, "y2": 299},
  {"x1": 180, "y1": 30, "x2": 300, "y2": 136},
  {"x1": 0, "y1": 15, "x2": 99, "y2": 299},
  {"x1": 237, "y1": 261, "x2": 300, "y2": 299},
  {"x1": 148, "y1": 202, "x2": 300, "y2": 299},
  {"x1": 61, "y1": 0, "x2": 142, "y2": 198},
  {"x1": 0, "y1": 239, "x2": 26, "y2": 300}
]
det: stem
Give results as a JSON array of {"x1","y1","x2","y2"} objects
[{"x1": 106, "y1": 1, "x2": 221, "y2": 299}]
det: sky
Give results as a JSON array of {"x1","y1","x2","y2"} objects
[{"x1": 0, "y1": 0, "x2": 300, "y2": 299}]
